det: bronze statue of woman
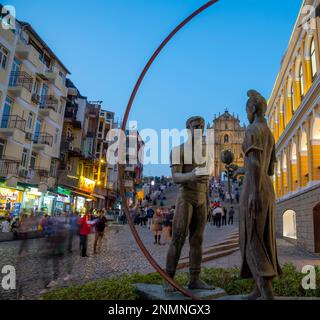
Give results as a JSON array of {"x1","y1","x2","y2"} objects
[{"x1": 240, "y1": 90, "x2": 282, "y2": 300}]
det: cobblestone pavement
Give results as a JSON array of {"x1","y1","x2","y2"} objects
[
  {"x1": 0, "y1": 223, "x2": 237, "y2": 300},
  {"x1": 1, "y1": 219, "x2": 319, "y2": 300}
]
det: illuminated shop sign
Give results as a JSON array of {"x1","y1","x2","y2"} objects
[{"x1": 79, "y1": 177, "x2": 95, "y2": 194}]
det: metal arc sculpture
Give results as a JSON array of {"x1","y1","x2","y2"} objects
[{"x1": 119, "y1": 0, "x2": 220, "y2": 299}]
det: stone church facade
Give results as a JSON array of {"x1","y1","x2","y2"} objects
[{"x1": 208, "y1": 109, "x2": 246, "y2": 178}]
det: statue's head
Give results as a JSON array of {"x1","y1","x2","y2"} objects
[
  {"x1": 246, "y1": 90, "x2": 267, "y2": 124},
  {"x1": 186, "y1": 116, "x2": 205, "y2": 137}
]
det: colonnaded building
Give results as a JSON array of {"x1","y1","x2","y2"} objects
[
  {"x1": 267, "y1": 0, "x2": 320, "y2": 254},
  {"x1": 208, "y1": 109, "x2": 246, "y2": 178}
]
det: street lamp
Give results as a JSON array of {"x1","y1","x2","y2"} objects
[{"x1": 221, "y1": 150, "x2": 235, "y2": 203}]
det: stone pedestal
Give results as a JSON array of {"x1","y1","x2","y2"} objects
[{"x1": 134, "y1": 283, "x2": 226, "y2": 300}]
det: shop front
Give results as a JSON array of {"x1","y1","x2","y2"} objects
[
  {"x1": 72, "y1": 193, "x2": 96, "y2": 214},
  {"x1": 22, "y1": 187, "x2": 42, "y2": 213},
  {"x1": 0, "y1": 184, "x2": 24, "y2": 217},
  {"x1": 54, "y1": 186, "x2": 72, "y2": 214}
]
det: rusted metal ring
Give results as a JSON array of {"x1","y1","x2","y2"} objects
[{"x1": 119, "y1": 0, "x2": 220, "y2": 299}]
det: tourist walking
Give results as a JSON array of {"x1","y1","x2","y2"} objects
[
  {"x1": 79, "y1": 212, "x2": 91, "y2": 257},
  {"x1": 67, "y1": 212, "x2": 80, "y2": 253},
  {"x1": 151, "y1": 208, "x2": 164, "y2": 245},
  {"x1": 222, "y1": 207, "x2": 227, "y2": 226},
  {"x1": 93, "y1": 210, "x2": 108, "y2": 254},
  {"x1": 213, "y1": 206, "x2": 223, "y2": 228},
  {"x1": 228, "y1": 207, "x2": 235, "y2": 225},
  {"x1": 146, "y1": 205, "x2": 155, "y2": 229}
]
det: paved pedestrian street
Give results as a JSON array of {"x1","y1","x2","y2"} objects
[{"x1": 1, "y1": 221, "x2": 319, "y2": 300}]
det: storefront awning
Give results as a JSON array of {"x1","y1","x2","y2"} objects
[
  {"x1": 91, "y1": 193, "x2": 105, "y2": 200},
  {"x1": 71, "y1": 189, "x2": 96, "y2": 201}
]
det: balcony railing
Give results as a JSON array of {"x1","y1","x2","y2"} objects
[
  {"x1": 9, "y1": 71, "x2": 33, "y2": 92},
  {"x1": 39, "y1": 95, "x2": 59, "y2": 112},
  {"x1": 0, "y1": 159, "x2": 20, "y2": 177},
  {"x1": 0, "y1": 115, "x2": 26, "y2": 132},
  {"x1": 33, "y1": 133, "x2": 53, "y2": 147}
]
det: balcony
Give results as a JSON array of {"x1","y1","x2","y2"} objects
[
  {"x1": 33, "y1": 133, "x2": 53, "y2": 152},
  {"x1": 39, "y1": 95, "x2": 60, "y2": 121},
  {"x1": 58, "y1": 173, "x2": 80, "y2": 189},
  {"x1": 27, "y1": 167, "x2": 49, "y2": 183},
  {"x1": 45, "y1": 67, "x2": 67, "y2": 95},
  {"x1": 16, "y1": 43, "x2": 30, "y2": 59},
  {"x1": 39, "y1": 95, "x2": 59, "y2": 112},
  {"x1": 8, "y1": 71, "x2": 33, "y2": 101},
  {"x1": 0, "y1": 159, "x2": 20, "y2": 178},
  {"x1": 0, "y1": 115, "x2": 26, "y2": 144}
]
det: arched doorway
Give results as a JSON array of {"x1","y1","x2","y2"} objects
[
  {"x1": 313, "y1": 204, "x2": 320, "y2": 253},
  {"x1": 283, "y1": 210, "x2": 297, "y2": 239}
]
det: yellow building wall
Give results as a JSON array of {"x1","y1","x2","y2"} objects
[
  {"x1": 300, "y1": 155, "x2": 309, "y2": 187},
  {"x1": 291, "y1": 163, "x2": 298, "y2": 192},
  {"x1": 312, "y1": 145, "x2": 320, "y2": 180}
]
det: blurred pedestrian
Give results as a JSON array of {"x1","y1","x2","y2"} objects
[
  {"x1": 79, "y1": 212, "x2": 91, "y2": 257},
  {"x1": 93, "y1": 210, "x2": 108, "y2": 254},
  {"x1": 151, "y1": 208, "x2": 164, "y2": 245},
  {"x1": 67, "y1": 212, "x2": 80, "y2": 253},
  {"x1": 228, "y1": 207, "x2": 235, "y2": 225},
  {"x1": 222, "y1": 207, "x2": 227, "y2": 226}
]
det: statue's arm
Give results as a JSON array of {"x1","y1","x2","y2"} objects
[
  {"x1": 268, "y1": 144, "x2": 276, "y2": 177},
  {"x1": 247, "y1": 149, "x2": 263, "y2": 218},
  {"x1": 171, "y1": 165, "x2": 195, "y2": 185},
  {"x1": 247, "y1": 149, "x2": 262, "y2": 193}
]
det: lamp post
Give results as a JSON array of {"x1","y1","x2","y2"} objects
[{"x1": 221, "y1": 150, "x2": 235, "y2": 203}]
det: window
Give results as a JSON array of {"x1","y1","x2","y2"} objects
[
  {"x1": 27, "y1": 112, "x2": 33, "y2": 130},
  {"x1": 59, "y1": 71, "x2": 66, "y2": 85},
  {"x1": 33, "y1": 79, "x2": 40, "y2": 95},
  {"x1": 225, "y1": 123, "x2": 228, "y2": 130},
  {"x1": 299, "y1": 64, "x2": 304, "y2": 97},
  {"x1": 29, "y1": 152, "x2": 37, "y2": 170},
  {"x1": 0, "y1": 45, "x2": 9, "y2": 70},
  {"x1": 291, "y1": 83, "x2": 295, "y2": 114},
  {"x1": 311, "y1": 39, "x2": 317, "y2": 79},
  {"x1": 224, "y1": 135, "x2": 229, "y2": 143},
  {"x1": 0, "y1": 139, "x2": 5, "y2": 159},
  {"x1": 50, "y1": 160, "x2": 56, "y2": 177},
  {"x1": 21, "y1": 148, "x2": 28, "y2": 168},
  {"x1": 283, "y1": 210, "x2": 297, "y2": 239},
  {"x1": 54, "y1": 128, "x2": 59, "y2": 144}
]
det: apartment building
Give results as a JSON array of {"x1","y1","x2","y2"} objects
[
  {"x1": 123, "y1": 129, "x2": 144, "y2": 207},
  {"x1": 0, "y1": 19, "x2": 69, "y2": 215},
  {"x1": 57, "y1": 81, "x2": 119, "y2": 213}
]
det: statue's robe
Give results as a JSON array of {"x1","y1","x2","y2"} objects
[{"x1": 240, "y1": 121, "x2": 282, "y2": 279}]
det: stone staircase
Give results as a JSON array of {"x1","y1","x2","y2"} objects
[{"x1": 176, "y1": 231, "x2": 240, "y2": 270}]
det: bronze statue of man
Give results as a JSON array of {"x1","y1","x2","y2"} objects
[
  {"x1": 240, "y1": 90, "x2": 282, "y2": 300},
  {"x1": 164, "y1": 116, "x2": 212, "y2": 292}
]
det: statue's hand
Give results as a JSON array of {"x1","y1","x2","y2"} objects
[
  {"x1": 189, "y1": 168, "x2": 209, "y2": 183},
  {"x1": 248, "y1": 192, "x2": 262, "y2": 220}
]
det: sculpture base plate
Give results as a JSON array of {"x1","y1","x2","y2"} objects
[{"x1": 134, "y1": 283, "x2": 226, "y2": 300}]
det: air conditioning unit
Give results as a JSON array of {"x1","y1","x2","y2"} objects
[
  {"x1": 19, "y1": 169, "x2": 29, "y2": 178},
  {"x1": 25, "y1": 132, "x2": 33, "y2": 141}
]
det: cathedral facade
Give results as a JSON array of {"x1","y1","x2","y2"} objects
[{"x1": 208, "y1": 109, "x2": 246, "y2": 178}]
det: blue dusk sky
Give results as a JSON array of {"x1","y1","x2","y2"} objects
[{"x1": 10, "y1": 0, "x2": 302, "y2": 176}]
